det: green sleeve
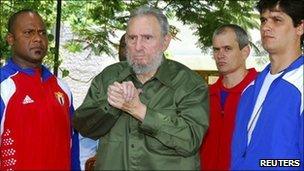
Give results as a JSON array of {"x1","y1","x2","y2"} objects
[
  {"x1": 139, "y1": 84, "x2": 209, "y2": 157},
  {"x1": 72, "y1": 75, "x2": 121, "y2": 140}
]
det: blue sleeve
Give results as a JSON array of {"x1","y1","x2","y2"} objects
[
  {"x1": 300, "y1": 111, "x2": 304, "y2": 170},
  {"x1": 71, "y1": 129, "x2": 81, "y2": 170},
  {"x1": 70, "y1": 103, "x2": 81, "y2": 170},
  {"x1": 0, "y1": 98, "x2": 4, "y2": 124},
  {"x1": 1, "y1": 67, "x2": 7, "y2": 124},
  {"x1": 1, "y1": 65, "x2": 14, "y2": 125}
]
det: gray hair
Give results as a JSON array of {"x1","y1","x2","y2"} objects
[
  {"x1": 213, "y1": 24, "x2": 249, "y2": 49},
  {"x1": 128, "y1": 6, "x2": 169, "y2": 36}
]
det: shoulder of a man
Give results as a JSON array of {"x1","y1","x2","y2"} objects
[
  {"x1": 282, "y1": 63, "x2": 303, "y2": 91},
  {"x1": 0, "y1": 63, "x2": 17, "y2": 83},
  {"x1": 164, "y1": 59, "x2": 206, "y2": 89},
  {"x1": 94, "y1": 61, "x2": 128, "y2": 80}
]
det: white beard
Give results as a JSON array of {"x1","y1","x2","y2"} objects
[{"x1": 126, "y1": 50, "x2": 163, "y2": 74}]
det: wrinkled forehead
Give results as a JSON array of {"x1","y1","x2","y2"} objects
[
  {"x1": 126, "y1": 15, "x2": 162, "y2": 37},
  {"x1": 127, "y1": 15, "x2": 160, "y2": 30}
]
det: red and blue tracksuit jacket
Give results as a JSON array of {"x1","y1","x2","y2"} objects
[
  {"x1": 0, "y1": 59, "x2": 80, "y2": 170},
  {"x1": 231, "y1": 55, "x2": 304, "y2": 170},
  {"x1": 200, "y1": 68, "x2": 257, "y2": 170}
]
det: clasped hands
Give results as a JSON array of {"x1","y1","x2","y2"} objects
[{"x1": 107, "y1": 81, "x2": 146, "y2": 121}]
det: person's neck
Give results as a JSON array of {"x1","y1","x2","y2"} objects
[
  {"x1": 12, "y1": 56, "x2": 41, "y2": 69},
  {"x1": 222, "y1": 68, "x2": 248, "y2": 89},
  {"x1": 136, "y1": 70, "x2": 157, "y2": 84},
  {"x1": 269, "y1": 49, "x2": 302, "y2": 74}
]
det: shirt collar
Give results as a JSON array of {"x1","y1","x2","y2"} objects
[
  {"x1": 153, "y1": 59, "x2": 174, "y2": 87},
  {"x1": 116, "y1": 62, "x2": 133, "y2": 82}
]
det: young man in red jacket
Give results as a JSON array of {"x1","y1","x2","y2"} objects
[{"x1": 200, "y1": 24, "x2": 258, "y2": 170}]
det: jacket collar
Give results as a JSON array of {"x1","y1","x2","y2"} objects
[
  {"x1": 258, "y1": 54, "x2": 303, "y2": 84},
  {"x1": 7, "y1": 58, "x2": 52, "y2": 81},
  {"x1": 210, "y1": 68, "x2": 258, "y2": 94},
  {"x1": 251, "y1": 55, "x2": 303, "y2": 106}
]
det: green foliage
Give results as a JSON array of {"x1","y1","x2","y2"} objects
[
  {"x1": 1, "y1": 0, "x2": 260, "y2": 68},
  {"x1": 62, "y1": 0, "x2": 131, "y2": 57},
  {"x1": 61, "y1": 68, "x2": 69, "y2": 78},
  {"x1": 170, "y1": 0, "x2": 259, "y2": 50},
  {"x1": 61, "y1": 0, "x2": 259, "y2": 55},
  {"x1": 63, "y1": 41, "x2": 83, "y2": 53}
]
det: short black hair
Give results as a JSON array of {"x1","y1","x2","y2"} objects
[
  {"x1": 8, "y1": 9, "x2": 40, "y2": 33},
  {"x1": 256, "y1": 0, "x2": 304, "y2": 47}
]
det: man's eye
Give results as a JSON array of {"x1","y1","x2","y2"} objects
[
  {"x1": 260, "y1": 18, "x2": 266, "y2": 24},
  {"x1": 129, "y1": 36, "x2": 135, "y2": 40},
  {"x1": 144, "y1": 36, "x2": 152, "y2": 40},
  {"x1": 213, "y1": 48, "x2": 219, "y2": 53},
  {"x1": 24, "y1": 30, "x2": 33, "y2": 35},
  {"x1": 225, "y1": 47, "x2": 231, "y2": 51},
  {"x1": 274, "y1": 18, "x2": 282, "y2": 23},
  {"x1": 39, "y1": 30, "x2": 47, "y2": 36}
]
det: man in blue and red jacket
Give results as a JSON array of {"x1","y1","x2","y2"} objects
[
  {"x1": 231, "y1": 0, "x2": 304, "y2": 170},
  {"x1": 0, "y1": 9, "x2": 80, "y2": 170},
  {"x1": 200, "y1": 24, "x2": 258, "y2": 170}
]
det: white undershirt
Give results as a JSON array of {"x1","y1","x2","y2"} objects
[{"x1": 247, "y1": 71, "x2": 282, "y2": 145}]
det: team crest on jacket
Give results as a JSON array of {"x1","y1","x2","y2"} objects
[{"x1": 55, "y1": 92, "x2": 65, "y2": 105}]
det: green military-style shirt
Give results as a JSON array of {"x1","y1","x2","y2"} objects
[{"x1": 73, "y1": 59, "x2": 209, "y2": 170}]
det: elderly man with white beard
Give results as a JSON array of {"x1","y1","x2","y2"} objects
[{"x1": 73, "y1": 6, "x2": 209, "y2": 170}]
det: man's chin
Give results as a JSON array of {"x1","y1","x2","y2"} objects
[
  {"x1": 29, "y1": 56, "x2": 44, "y2": 63},
  {"x1": 131, "y1": 64, "x2": 151, "y2": 74},
  {"x1": 131, "y1": 61, "x2": 148, "y2": 68},
  {"x1": 218, "y1": 69, "x2": 230, "y2": 75}
]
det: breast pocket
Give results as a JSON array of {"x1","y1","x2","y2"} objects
[{"x1": 144, "y1": 134, "x2": 177, "y2": 155}]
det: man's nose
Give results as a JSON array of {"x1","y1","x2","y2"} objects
[
  {"x1": 135, "y1": 38, "x2": 144, "y2": 51},
  {"x1": 31, "y1": 30, "x2": 47, "y2": 42},
  {"x1": 261, "y1": 21, "x2": 272, "y2": 32},
  {"x1": 32, "y1": 32, "x2": 43, "y2": 42},
  {"x1": 215, "y1": 49, "x2": 225, "y2": 59}
]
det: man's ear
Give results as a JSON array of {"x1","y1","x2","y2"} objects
[
  {"x1": 296, "y1": 19, "x2": 304, "y2": 37},
  {"x1": 6, "y1": 33, "x2": 14, "y2": 46},
  {"x1": 162, "y1": 34, "x2": 172, "y2": 51},
  {"x1": 241, "y1": 45, "x2": 250, "y2": 60}
]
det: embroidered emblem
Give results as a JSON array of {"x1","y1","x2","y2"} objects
[
  {"x1": 55, "y1": 92, "x2": 65, "y2": 105},
  {"x1": 22, "y1": 95, "x2": 34, "y2": 104}
]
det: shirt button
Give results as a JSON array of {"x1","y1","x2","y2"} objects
[{"x1": 131, "y1": 144, "x2": 135, "y2": 148}]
